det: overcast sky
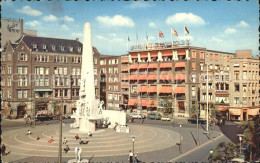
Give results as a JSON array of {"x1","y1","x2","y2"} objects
[{"x1": 2, "y1": 1, "x2": 258, "y2": 56}]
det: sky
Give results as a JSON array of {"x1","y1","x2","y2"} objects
[{"x1": 2, "y1": 1, "x2": 259, "y2": 56}]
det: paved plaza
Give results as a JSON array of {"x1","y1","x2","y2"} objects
[
  {"x1": 1, "y1": 119, "x2": 224, "y2": 162},
  {"x1": 2, "y1": 123, "x2": 180, "y2": 162}
]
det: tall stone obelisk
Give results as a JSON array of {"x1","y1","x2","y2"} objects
[{"x1": 76, "y1": 22, "x2": 100, "y2": 133}]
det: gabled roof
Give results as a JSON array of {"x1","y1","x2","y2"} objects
[{"x1": 15, "y1": 35, "x2": 83, "y2": 54}]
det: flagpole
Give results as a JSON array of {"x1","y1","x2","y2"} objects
[
  {"x1": 171, "y1": 28, "x2": 173, "y2": 47},
  {"x1": 127, "y1": 35, "x2": 129, "y2": 52},
  {"x1": 184, "y1": 25, "x2": 186, "y2": 45}
]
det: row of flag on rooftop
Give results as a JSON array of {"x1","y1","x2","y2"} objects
[{"x1": 127, "y1": 26, "x2": 189, "y2": 42}]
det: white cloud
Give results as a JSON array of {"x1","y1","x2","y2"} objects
[
  {"x1": 110, "y1": 38, "x2": 124, "y2": 43},
  {"x1": 236, "y1": 21, "x2": 250, "y2": 28},
  {"x1": 63, "y1": 15, "x2": 74, "y2": 22},
  {"x1": 25, "y1": 20, "x2": 41, "y2": 27},
  {"x1": 3, "y1": 1, "x2": 13, "y2": 6},
  {"x1": 96, "y1": 35, "x2": 108, "y2": 40},
  {"x1": 61, "y1": 24, "x2": 69, "y2": 30},
  {"x1": 96, "y1": 15, "x2": 135, "y2": 27},
  {"x1": 110, "y1": 33, "x2": 117, "y2": 37},
  {"x1": 178, "y1": 36, "x2": 193, "y2": 40},
  {"x1": 128, "y1": 1, "x2": 153, "y2": 9},
  {"x1": 71, "y1": 33, "x2": 83, "y2": 38},
  {"x1": 166, "y1": 13, "x2": 205, "y2": 26},
  {"x1": 224, "y1": 28, "x2": 237, "y2": 34},
  {"x1": 42, "y1": 14, "x2": 58, "y2": 22},
  {"x1": 212, "y1": 36, "x2": 222, "y2": 43},
  {"x1": 149, "y1": 22, "x2": 156, "y2": 28},
  {"x1": 16, "y1": 6, "x2": 42, "y2": 16}
]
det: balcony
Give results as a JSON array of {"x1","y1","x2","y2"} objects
[{"x1": 176, "y1": 95, "x2": 186, "y2": 100}]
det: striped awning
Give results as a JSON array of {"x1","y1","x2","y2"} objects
[
  {"x1": 138, "y1": 86, "x2": 148, "y2": 92},
  {"x1": 174, "y1": 87, "x2": 185, "y2": 94},
  {"x1": 148, "y1": 86, "x2": 157, "y2": 93},
  {"x1": 175, "y1": 62, "x2": 186, "y2": 68},
  {"x1": 160, "y1": 63, "x2": 172, "y2": 69},
  {"x1": 159, "y1": 86, "x2": 172, "y2": 94},
  {"x1": 130, "y1": 64, "x2": 138, "y2": 69},
  {"x1": 148, "y1": 64, "x2": 157, "y2": 69},
  {"x1": 175, "y1": 74, "x2": 185, "y2": 80},
  {"x1": 148, "y1": 74, "x2": 157, "y2": 80},
  {"x1": 139, "y1": 64, "x2": 148, "y2": 69},
  {"x1": 128, "y1": 99, "x2": 138, "y2": 106}
]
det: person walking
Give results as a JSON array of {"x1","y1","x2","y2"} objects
[
  {"x1": 134, "y1": 154, "x2": 140, "y2": 163},
  {"x1": 63, "y1": 137, "x2": 67, "y2": 144},
  {"x1": 48, "y1": 136, "x2": 54, "y2": 143},
  {"x1": 75, "y1": 134, "x2": 80, "y2": 140},
  {"x1": 1, "y1": 144, "x2": 6, "y2": 156},
  {"x1": 64, "y1": 145, "x2": 70, "y2": 153},
  {"x1": 128, "y1": 150, "x2": 133, "y2": 163}
]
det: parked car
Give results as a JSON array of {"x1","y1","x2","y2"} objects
[
  {"x1": 63, "y1": 114, "x2": 72, "y2": 119},
  {"x1": 161, "y1": 116, "x2": 171, "y2": 121},
  {"x1": 130, "y1": 113, "x2": 145, "y2": 119},
  {"x1": 147, "y1": 113, "x2": 161, "y2": 120},
  {"x1": 36, "y1": 114, "x2": 54, "y2": 121},
  {"x1": 188, "y1": 118, "x2": 206, "y2": 124}
]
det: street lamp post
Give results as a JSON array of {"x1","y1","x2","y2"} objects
[
  {"x1": 178, "y1": 123, "x2": 183, "y2": 154},
  {"x1": 131, "y1": 135, "x2": 136, "y2": 156},
  {"x1": 237, "y1": 134, "x2": 244, "y2": 155},
  {"x1": 58, "y1": 96, "x2": 63, "y2": 163}
]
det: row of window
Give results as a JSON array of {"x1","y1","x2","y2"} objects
[
  {"x1": 108, "y1": 85, "x2": 119, "y2": 91},
  {"x1": 32, "y1": 44, "x2": 81, "y2": 53},
  {"x1": 107, "y1": 93, "x2": 121, "y2": 101},
  {"x1": 100, "y1": 59, "x2": 118, "y2": 65}
]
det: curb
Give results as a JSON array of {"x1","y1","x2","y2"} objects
[{"x1": 168, "y1": 133, "x2": 224, "y2": 162}]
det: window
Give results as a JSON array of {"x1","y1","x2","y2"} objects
[
  {"x1": 72, "y1": 68, "x2": 76, "y2": 75},
  {"x1": 234, "y1": 84, "x2": 240, "y2": 92},
  {"x1": 78, "y1": 47, "x2": 81, "y2": 53},
  {"x1": 18, "y1": 53, "x2": 28, "y2": 61},
  {"x1": 64, "y1": 67, "x2": 68, "y2": 75},
  {"x1": 243, "y1": 85, "x2": 247, "y2": 92},
  {"x1": 226, "y1": 84, "x2": 229, "y2": 90},
  {"x1": 114, "y1": 86, "x2": 118, "y2": 91},
  {"x1": 234, "y1": 63, "x2": 240, "y2": 67},
  {"x1": 40, "y1": 78, "x2": 44, "y2": 86},
  {"x1": 17, "y1": 67, "x2": 28, "y2": 74},
  {"x1": 202, "y1": 83, "x2": 206, "y2": 89},
  {"x1": 35, "y1": 79, "x2": 39, "y2": 86},
  {"x1": 17, "y1": 90, "x2": 27, "y2": 99},
  {"x1": 192, "y1": 74, "x2": 196, "y2": 83},
  {"x1": 1, "y1": 66, "x2": 5, "y2": 74},
  {"x1": 220, "y1": 83, "x2": 224, "y2": 90},
  {"x1": 64, "y1": 89, "x2": 68, "y2": 97},
  {"x1": 94, "y1": 59, "x2": 97, "y2": 64},
  {"x1": 94, "y1": 69, "x2": 97, "y2": 75},
  {"x1": 61, "y1": 46, "x2": 65, "y2": 51},
  {"x1": 1, "y1": 78, "x2": 5, "y2": 86},
  {"x1": 192, "y1": 86, "x2": 195, "y2": 96},
  {"x1": 7, "y1": 54, "x2": 11, "y2": 61},
  {"x1": 69, "y1": 46, "x2": 73, "y2": 52},
  {"x1": 203, "y1": 93, "x2": 206, "y2": 100},
  {"x1": 52, "y1": 45, "x2": 56, "y2": 51},
  {"x1": 209, "y1": 83, "x2": 212, "y2": 89},
  {"x1": 100, "y1": 60, "x2": 106, "y2": 65},
  {"x1": 7, "y1": 91, "x2": 12, "y2": 98},
  {"x1": 1, "y1": 54, "x2": 6, "y2": 61},
  {"x1": 234, "y1": 97, "x2": 239, "y2": 104},
  {"x1": 109, "y1": 68, "x2": 113, "y2": 73},
  {"x1": 234, "y1": 71, "x2": 239, "y2": 80},
  {"x1": 243, "y1": 71, "x2": 247, "y2": 80},
  {"x1": 209, "y1": 93, "x2": 212, "y2": 100},
  {"x1": 77, "y1": 68, "x2": 81, "y2": 75},
  {"x1": 7, "y1": 66, "x2": 12, "y2": 74},
  {"x1": 114, "y1": 67, "x2": 118, "y2": 73},
  {"x1": 18, "y1": 78, "x2": 27, "y2": 86},
  {"x1": 40, "y1": 67, "x2": 44, "y2": 75},
  {"x1": 45, "y1": 78, "x2": 49, "y2": 86}
]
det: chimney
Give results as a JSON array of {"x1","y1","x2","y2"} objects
[{"x1": 76, "y1": 38, "x2": 79, "y2": 42}]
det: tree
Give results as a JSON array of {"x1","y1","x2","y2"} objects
[
  {"x1": 210, "y1": 107, "x2": 221, "y2": 124},
  {"x1": 239, "y1": 116, "x2": 260, "y2": 161},
  {"x1": 189, "y1": 106, "x2": 197, "y2": 118},
  {"x1": 149, "y1": 100, "x2": 155, "y2": 111},
  {"x1": 52, "y1": 101, "x2": 59, "y2": 115},
  {"x1": 208, "y1": 142, "x2": 238, "y2": 162},
  {"x1": 163, "y1": 100, "x2": 172, "y2": 114}
]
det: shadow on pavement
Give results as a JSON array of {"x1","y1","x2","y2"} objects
[
  {"x1": 219, "y1": 122, "x2": 243, "y2": 144},
  {"x1": 189, "y1": 131, "x2": 197, "y2": 145}
]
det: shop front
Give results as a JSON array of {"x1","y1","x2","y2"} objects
[
  {"x1": 229, "y1": 108, "x2": 243, "y2": 121},
  {"x1": 17, "y1": 102, "x2": 27, "y2": 118}
]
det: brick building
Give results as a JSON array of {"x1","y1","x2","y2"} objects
[
  {"x1": 1, "y1": 35, "x2": 100, "y2": 117},
  {"x1": 99, "y1": 55, "x2": 121, "y2": 110}
]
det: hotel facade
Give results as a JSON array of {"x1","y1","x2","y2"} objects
[{"x1": 120, "y1": 42, "x2": 259, "y2": 120}]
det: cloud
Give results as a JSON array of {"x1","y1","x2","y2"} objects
[
  {"x1": 96, "y1": 35, "x2": 108, "y2": 40},
  {"x1": 96, "y1": 15, "x2": 135, "y2": 27},
  {"x1": 16, "y1": 6, "x2": 42, "y2": 16},
  {"x1": 166, "y1": 13, "x2": 205, "y2": 26},
  {"x1": 128, "y1": 1, "x2": 153, "y2": 9},
  {"x1": 149, "y1": 22, "x2": 156, "y2": 28},
  {"x1": 178, "y1": 36, "x2": 193, "y2": 40},
  {"x1": 236, "y1": 21, "x2": 250, "y2": 28},
  {"x1": 224, "y1": 28, "x2": 237, "y2": 34},
  {"x1": 61, "y1": 24, "x2": 69, "y2": 30},
  {"x1": 25, "y1": 20, "x2": 41, "y2": 27},
  {"x1": 212, "y1": 37, "x2": 222, "y2": 43},
  {"x1": 42, "y1": 14, "x2": 58, "y2": 22},
  {"x1": 63, "y1": 15, "x2": 74, "y2": 22},
  {"x1": 110, "y1": 33, "x2": 117, "y2": 37},
  {"x1": 110, "y1": 38, "x2": 123, "y2": 43}
]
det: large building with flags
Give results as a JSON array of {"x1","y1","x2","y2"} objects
[{"x1": 120, "y1": 42, "x2": 259, "y2": 120}]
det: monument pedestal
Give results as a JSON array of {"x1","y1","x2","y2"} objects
[{"x1": 79, "y1": 118, "x2": 96, "y2": 133}]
